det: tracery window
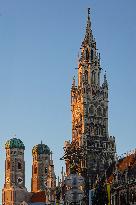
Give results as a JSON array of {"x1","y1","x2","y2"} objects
[
  {"x1": 97, "y1": 106, "x2": 102, "y2": 116},
  {"x1": 85, "y1": 70, "x2": 88, "y2": 82},
  {"x1": 89, "y1": 105, "x2": 95, "y2": 116},
  {"x1": 86, "y1": 48, "x2": 89, "y2": 61}
]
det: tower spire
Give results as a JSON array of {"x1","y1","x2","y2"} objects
[
  {"x1": 65, "y1": 10, "x2": 116, "y2": 191},
  {"x1": 88, "y1": 8, "x2": 90, "y2": 18},
  {"x1": 82, "y1": 8, "x2": 92, "y2": 47}
]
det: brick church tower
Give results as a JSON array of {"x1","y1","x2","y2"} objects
[
  {"x1": 65, "y1": 9, "x2": 116, "y2": 187},
  {"x1": 31, "y1": 142, "x2": 56, "y2": 203},
  {"x1": 2, "y1": 138, "x2": 28, "y2": 205}
]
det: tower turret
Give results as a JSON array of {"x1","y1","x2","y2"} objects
[
  {"x1": 31, "y1": 142, "x2": 50, "y2": 192},
  {"x1": 2, "y1": 138, "x2": 28, "y2": 205},
  {"x1": 31, "y1": 141, "x2": 56, "y2": 203}
]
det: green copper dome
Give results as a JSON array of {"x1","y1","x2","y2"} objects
[
  {"x1": 5, "y1": 138, "x2": 25, "y2": 149},
  {"x1": 32, "y1": 142, "x2": 50, "y2": 155}
]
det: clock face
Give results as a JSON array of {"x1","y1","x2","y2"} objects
[
  {"x1": 17, "y1": 177, "x2": 23, "y2": 184},
  {"x1": 6, "y1": 177, "x2": 10, "y2": 183}
]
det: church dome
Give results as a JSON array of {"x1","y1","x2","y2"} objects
[
  {"x1": 32, "y1": 142, "x2": 50, "y2": 155},
  {"x1": 5, "y1": 138, "x2": 25, "y2": 149}
]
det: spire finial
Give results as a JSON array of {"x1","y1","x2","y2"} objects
[
  {"x1": 104, "y1": 70, "x2": 106, "y2": 76},
  {"x1": 104, "y1": 70, "x2": 108, "y2": 87},
  {"x1": 104, "y1": 70, "x2": 107, "y2": 81},
  {"x1": 41, "y1": 140, "x2": 42, "y2": 144},
  {"x1": 88, "y1": 8, "x2": 90, "y2": 17},
  {"x1": 82, "y1": 8, "x2": 91, "y2": 47}
]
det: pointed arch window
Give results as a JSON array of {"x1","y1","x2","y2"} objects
[
  {"x1": 7, "y1": 160, "x2": 10, "y2": 170},
  {"x1": 18, "y1": 162, "x2": 22, "y2": 170},
  {"x1": 90, "y1": 122, "x2": 94, "y2": 133},
  {"x1": 34, "y1": 165, "x2": 37, "y2": 174},
  {"x1": 91, "y1": 49, "x2": 94, "y2": 61},
  {"x1": 85, "y1": 70, "x2": 88, "y2": 82},
  {"x1": 86, "y1": 48, "x2": 89, "y2": 61},
  {"x1": 91, "y1": 71, "x2": 94, "y2": 83},
  {"x1": 97, "y1": 106, "x2": 102, "y2": 116},
  {"x1": 91, "y1": 71, "x2": 96, "y2": 84},
  {"x1": 89, "y1": 105, "x2": 95, "y2": 116},
  {"x1": 98, "y1": 127, "x2": 101, "y2": 135},
  {"x1": 95, "y1": 125, "x2": 99, "y2": 135},
  {"x1": 94, "y1": 72, "x2": 96, "y2": 84}
]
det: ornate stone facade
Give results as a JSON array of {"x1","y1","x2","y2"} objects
[{"x1": 65, "y1": 10, "x2": 116, "y2": 187}]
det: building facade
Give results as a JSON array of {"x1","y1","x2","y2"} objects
[
  {"x1": 110, "y1": 151, "x2": 136, "y2": 205},
  {"x1": 64, "y1": 9, "x2": 116, "y2": 188}
]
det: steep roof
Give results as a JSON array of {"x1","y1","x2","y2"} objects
[
  {"x1": 117, "y1": 152, "x2": 136, "y2": 172},
  {"x1": 30, "y1": 191, "x2": 47, "y2": 203},
  {"x1": 107, "y1": 151, "x2": 136, "y2": 183}
]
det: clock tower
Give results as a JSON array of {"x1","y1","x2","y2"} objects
[
  {"x1": 2, "y1": 138, "x2": 28, "y2": 205},
  {"x1": 65, "y1": 9, "x2": 116, "y2": 187}
]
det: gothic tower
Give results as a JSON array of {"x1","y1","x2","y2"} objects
[
  {"x1": 65, "y1": 9, "x2": 116, "y2": 187},
  {"x1": 31, "y1": 142, "x2": 56, "y2": 202},
  {"x1": 2, "y1": 138, "x2": 28, "y2": 205}
]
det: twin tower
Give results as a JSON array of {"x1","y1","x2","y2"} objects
[{"x1": 2, "y1": 138, "x2": 56, "y2": 205}]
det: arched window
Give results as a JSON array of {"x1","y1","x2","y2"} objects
[
  {"x1": 93, "y1": 72, "x2": 96, "y2": 84},
  {"x1": 84, "y1": 70, "x2": 88, "y2": 82},
  {"x1": 18, "y1": 162, "x2": 22, "y2": 170},
  {"x1": 91, "y1": 71, "x2": 94, "y2": 83},
  {"x1": 91, "y1": 49, "x2": 94, "y2": 61},
  {"x1": 34, "y1": 165, "x2": 37, "y2": 174},
  {"x1": 86, "y1": 48, "x2": 90, "y2": 61},
  {"x1": 94, "y1": 125, "x2": 99, "y2": 135},
  {"x1": 45, "y1": 167, "x2": 48, "y2": 174},
  {"x1": 89, "y1": 105, "x2": 95, "y2": 116},
  {"x1": 97, "y1": 106, "x2": 102, "y2": 116},
  {"x1": 98, "y1": 127, "x2": 101, "y2": 135},
  {"x1": 7, "y1": 160, "x2": 10, "y2": 170},
  {"x1": 103, "y1": 108, "x2": 106, "y2": 117},
  {"x1": 91, "y1": 71, "x2": 96, "y2": 84}
]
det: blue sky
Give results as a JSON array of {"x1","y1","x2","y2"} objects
[{"x1": 0, "y1": 0, "x2": 136, "y2": 201}]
